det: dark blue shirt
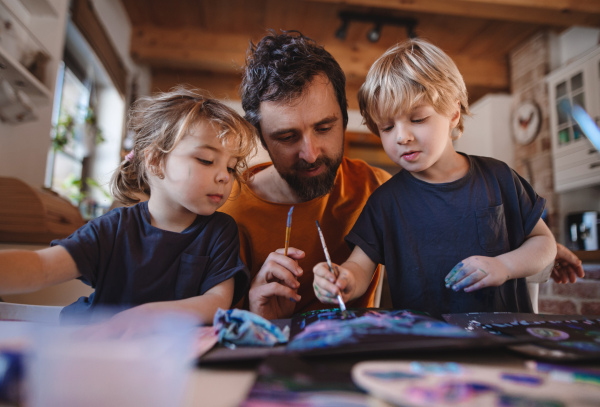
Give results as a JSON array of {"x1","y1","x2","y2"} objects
[
  {"x1": 52, "y1": 201, "x2": 249, "y2": 323},
  {"x1": 346, "y1": 155, "x2": 545, "y2": 318}
]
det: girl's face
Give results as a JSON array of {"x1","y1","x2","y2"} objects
[
  {"x1": 376, "y1": 103, "x2": 462, "y2": 183},
  {"x1": 151, "y1": 121, "x2": 238, "y2": 219}
]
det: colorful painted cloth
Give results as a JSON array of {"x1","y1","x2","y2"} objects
[{"x1": 214, "y1": 309, "x2": 289, "y2": 348}]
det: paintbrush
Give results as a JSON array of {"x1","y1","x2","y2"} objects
[
  {"x1": 315, "y1": 220, "x2": 347, "y2": 313},
  {"x1": 284, "y1": 206, "x2": 294, "y2": 256}
]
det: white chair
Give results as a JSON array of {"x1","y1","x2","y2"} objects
[{"x1": 0, "y1": 302, "x2": 62, "y2": 324}]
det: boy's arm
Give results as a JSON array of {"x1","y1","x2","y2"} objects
[
  {"x1": 313, "y1": 246, "x2": 377, "y2": 304},
  {"x1": 446, "y1": 218, "x2": 557, "y2": 292},
  {"x1": 0, "y1": 246, "x2": 80, "y2": 295}
]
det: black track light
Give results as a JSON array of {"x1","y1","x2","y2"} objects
[{"x1": 367, "y1": 23, "x2": 382, "y2": 43}]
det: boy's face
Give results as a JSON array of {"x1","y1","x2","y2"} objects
[
  {"x1": 151, "y1": 121, "x2": 238, "y2": 218},
  {"x1": 258, "y1": 74, "x2": 344, "y2": 201},
  {"x1": 376, "y1": 103, "x2": 461, "y2": 183}
]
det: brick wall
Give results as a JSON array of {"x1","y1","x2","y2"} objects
[{"x1": 509, "y1": 32, "x2": 600, "y2": 315}]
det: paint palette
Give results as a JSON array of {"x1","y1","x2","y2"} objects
[
  {"x1": 443, "y1": 312, "x2": 600, "y2": 361},
  {"x1": 352, "y1": 361, "x2": 600, "y2": 407},
  {"x1": 287, "y1": 309, "x2": 518, "y2": 357}
]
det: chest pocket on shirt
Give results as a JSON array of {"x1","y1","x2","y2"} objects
[
  {"x1": 476, "y1": 205, "x2": 510, "y2": 254},
  {"x1": 176, "y1": 253, "x2": 209, "y2": 299}
]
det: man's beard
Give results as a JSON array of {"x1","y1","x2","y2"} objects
[{"x1": 274, "y1": 153, "x2": 343, "y2": 202}]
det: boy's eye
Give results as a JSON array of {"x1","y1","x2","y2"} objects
[
  {"x1": 412, "y1": 117, "x2": 427, "y2": 123},
  {"x1": 379, "y1": 124, "x2": 394, "y2": 133}
]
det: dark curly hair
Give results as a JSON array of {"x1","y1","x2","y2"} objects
[{"x1": 240, "y1": 30, "x2": 348, "y2": 147}]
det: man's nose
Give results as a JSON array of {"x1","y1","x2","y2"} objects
[{"x1": 298, "y1": 135, "x2": 319, "y2": 163}]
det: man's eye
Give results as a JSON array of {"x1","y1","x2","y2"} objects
[
  {"x1": 317, "y1": 126, "x2": 333, "y2": 133},
  {"x1": 277, "y1": 135, "x2": 295, "y2": 142}
]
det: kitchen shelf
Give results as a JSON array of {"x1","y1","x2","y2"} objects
[
  {"x1": 0, "y1": 44, "x2": 51, "y2": 102},
  {"x1": 20, "y1": 0, "x2": 57, "y2": 16}
]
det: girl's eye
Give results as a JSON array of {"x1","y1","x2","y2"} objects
[
  {"x1": 197, "y1": 158, "x2": 213, "y2": 165},
  {"x1": 227, "y1": 167, "x2": 236, "y2": 174}
]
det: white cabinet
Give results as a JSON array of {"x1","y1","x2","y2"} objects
[
  {"x1": 0, "y1": 0, "x2": 56, "y2": 123},
  {"x1": 547, "y1": 46, "x2": 600, "y2": 192}
]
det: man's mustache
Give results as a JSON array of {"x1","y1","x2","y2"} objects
[{"x1": 294, "y1": 157, "x2": 330, "y2": 171}]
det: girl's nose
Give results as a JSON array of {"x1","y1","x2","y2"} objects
[{"x1": 216, "y1": 168, "x2": 231, "y2": 184}]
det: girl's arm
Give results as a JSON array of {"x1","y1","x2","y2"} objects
[
  {"x1": 313, "y1": 245, "x2": 377, "y2": 304},
  {"x1": 446, "y1": 218, "x2": 557, "y2": 292},
  {"x1": 0, "y1": 246, "x2": 80, "y2": 295},
  {"x1": 80, "y1": 278, "x2": 235, "y2": 339}
]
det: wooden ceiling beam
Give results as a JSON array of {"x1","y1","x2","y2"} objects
[
  {"x1": 304, "y1": 0, "x2": 600, "y2": 27},
  {"x1": 132, "y1": 26, "x2": 508, "y2": 90}
]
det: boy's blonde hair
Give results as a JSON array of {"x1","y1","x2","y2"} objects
[
  {"x1": 111, "y1": 85, "x2": 257, "y2": 205},
  {"x1": 358, "y1": 38, "x2": 471, "y2": 140}
]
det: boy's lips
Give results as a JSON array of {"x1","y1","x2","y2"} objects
[{"x1": 401, "y1": 151, "x2": 420, "y2": 162}]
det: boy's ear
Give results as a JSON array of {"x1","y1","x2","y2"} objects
[{"x1": 450, "y1": 101, "x2": 461, "y2": 128}]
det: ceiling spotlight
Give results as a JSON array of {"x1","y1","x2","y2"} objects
[
  {"x1": 335, "y1": 20, "x2": 348, "y2": 40},
  {"x1": 367, "y1": 23, "x2": 382, "y2": 43}
]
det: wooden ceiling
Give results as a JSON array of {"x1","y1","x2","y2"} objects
[{"x1": 120, "y1": 0, "x2": 600, "y2": 109}]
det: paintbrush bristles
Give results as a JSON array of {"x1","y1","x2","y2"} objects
[{"x1": 284, "y1": 206, "x2": 294, "y2": 256}]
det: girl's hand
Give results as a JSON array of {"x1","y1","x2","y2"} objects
[
  {"x1": 444, "y1": 256, "x2": 512, "y2": 292},
  {"x1": 313, "y1": 262, "x2": 353, "y2": 304}
]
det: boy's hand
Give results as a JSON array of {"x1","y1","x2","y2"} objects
[
  {"x1": 313, "y1": 262, "x2": 352, "y2": 304},
  {"x1": 444, "y1": 256, "x2": 512, "y2": 292}
]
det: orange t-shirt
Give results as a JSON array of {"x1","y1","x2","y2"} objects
[{"x1": 220, "y1": 157, "x2": 391, "y2": 314}]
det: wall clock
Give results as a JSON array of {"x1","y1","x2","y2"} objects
[{"x1": 512, "y1": 100, "x2": 542, "y2": 145}]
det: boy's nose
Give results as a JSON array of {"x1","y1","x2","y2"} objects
[{"x1": 396, "y1": 128, "x2": 414, "y2": 144}]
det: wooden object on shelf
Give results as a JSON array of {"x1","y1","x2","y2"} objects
[{"x1": 0, "y1": 177, "x2": 85, "y2": 244}]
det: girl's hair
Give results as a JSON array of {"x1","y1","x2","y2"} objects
[
  {"x1": 358, "y1": 38, "x2": 471, "y2": 140},
  {"x1": 111, "y1": 85, "x2": 257, "y2": 205}
]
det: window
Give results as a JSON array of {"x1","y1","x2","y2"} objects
[{"x1": 45, "y1": 20, "x2": 125, "y2": 219}]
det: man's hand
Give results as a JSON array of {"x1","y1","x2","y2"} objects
[
  {"x1": 248, "y1": 247, "x2": 304, "y2": 320},
  {"x1": 552, "y1": 243, "x2": 585, "y2": 284}
]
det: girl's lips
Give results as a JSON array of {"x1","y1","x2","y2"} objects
[
  {"x1": 402, "y1": 151, "x2": 420, "y2": 162},
  {"x1": 208, "y1": 194, "x2": 223, "y2": 203}
]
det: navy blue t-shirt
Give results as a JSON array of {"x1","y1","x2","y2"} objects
[
  {"x1": 346, "y1": 155, "x2": 545, "y2": 319},
  {"x1": 52, "y1": 201, "x2": 249, "y2": 323}
]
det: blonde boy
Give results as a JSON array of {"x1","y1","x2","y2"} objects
[{"x1": 312, "y1": 39, "x2": 557, "y2": 318}]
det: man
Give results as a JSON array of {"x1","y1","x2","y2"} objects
[
  {"x1": 220, "y1": 30, "x2": 584, "y2": 320},
  {"x1": 220, "y1": 31, "x2": 390, "y2": 320}
]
